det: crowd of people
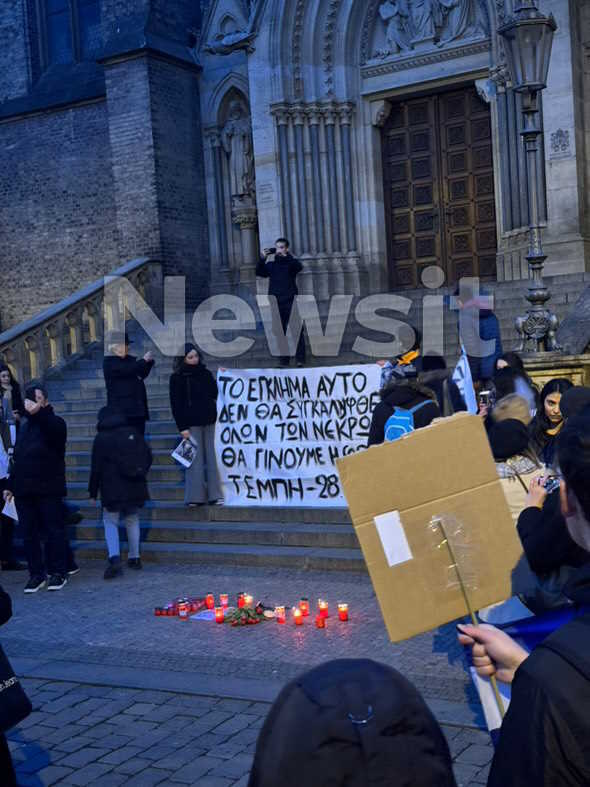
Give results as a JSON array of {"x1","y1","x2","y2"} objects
[{"x1": 1, "y1": 246, "x2": 590, "y2": 782}]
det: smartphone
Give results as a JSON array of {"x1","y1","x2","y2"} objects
[
  {"x1": 478, "y1": 390, "x2": 491, "y2": 407},
  {"x1": 268, "y1": 247, "x2": 276, "y2": 255}
]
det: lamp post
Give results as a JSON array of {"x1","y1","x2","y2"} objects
[{"x1": 498, "y1": 0, "x2": 558, "y2": 352}]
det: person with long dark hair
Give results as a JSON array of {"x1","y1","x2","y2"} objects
[
  {"x1": 169, "y1": 345, "x2": 222, "y2": 506},
  {"x1": 529, "y1": 378, "x2": 573, "y2": 468}
]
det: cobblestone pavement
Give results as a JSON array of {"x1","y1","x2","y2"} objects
[
  {"x1": 8, "y1": 678, "x2": 493, "y2": 786},
  {"x1": 0, "y1": 561, "x2": 493, "y2": 785}
]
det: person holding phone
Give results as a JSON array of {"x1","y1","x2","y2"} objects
[
  {"x1": 256, "y1": 238, "x2": 305, "y2": 367},
  {"x1": 3, "y1": 382, "x2": 68, "y2": 592},
  {"x1": 103, "y1": 331, "x2": 154, "y2": 437}
]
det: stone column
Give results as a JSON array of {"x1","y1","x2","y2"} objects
[
  {"x1": 323, "y1": 106, "x2": 341, "y2": 254},
  {"x1": 274, "y1": 106, "x2": 294, "y2": 243},
  {"x1": 292, "y1": 105, "x2": 311, "y2": 254},
  {"x1": 205, "y1": 129, "x2": 230, "y2": 274},
  {"x1": 307, "y1": 106, "x2": 326, "y2": 254},
  {"x1": 232, "y1": 203, "x2": 259, "y2": 286}
]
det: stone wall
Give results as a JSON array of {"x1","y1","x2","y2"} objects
[
  {"x1": 0, "y1": 0, "x2": 29, "y2": 103},
  {"x1": 0, "y1": 100, "x2": 118, "y2": 330}
]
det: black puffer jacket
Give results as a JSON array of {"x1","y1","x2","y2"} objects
[
  {"x1": 103, "y1": 355, "x2": 154, "y2": 420},
  {"x1": 368, "y1": 379, "x2": 440, "y2": 446},
  {"x1": 255, "y1": 254, "x2": 303, "y2": 304},
  {"x1": 88, "y1": 410, "x2": 152, "y2": 511},
  {"x1": 169, "y1": 364, "x2": 218, "y2": 431},
  {"x1": 418, "y1": 369, "x2": 466, "y2": 416},
  {"x1": 9, "y1": 406, "x2": 67, "y2": 498},
  {"x1": 488, "y1": 564, "x2": 590, "y2": 786}
]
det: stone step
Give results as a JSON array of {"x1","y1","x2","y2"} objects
[
  {"x1": 73, "y1": 499, "x2": 351, "y2": 524},
  {"x1": 70, "y1": 539, "x2": 365, "y2": 572},
  {"x1": 66, "y1": 449, "x2": 176, "y2": 467},
  {"x1": 67, "y1": 464, "x2": 184, "y2": 482},
  {"x1": 59, "y1": 407, "x2": 173, "y2": 424},
  {"x1": 67, "y1": 420, "x2": 176, "y2": 437},
  {"x1": 68, "y1": 481, "x2": 186, "y2": 501},
  {"x1": 71, "y1": 520, "x2": 359, "y2": 549},
  {"x1": 53, "y1": 395, "x2": 171, "y2": 411},
  {"x1": 67, "y1": 433, "x2": 179, "y2": 451}
]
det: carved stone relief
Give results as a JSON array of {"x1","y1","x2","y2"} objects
[
  {"x1": 221, "y1": 100, "x2": 255, "y2": 202},
  {"x1": 370, "y1": 0, "x2": 489, "y2": 60}
]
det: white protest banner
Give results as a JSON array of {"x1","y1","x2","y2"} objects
[{"x1": 216, "y1": 365, "x2": 382, "y2": 506}]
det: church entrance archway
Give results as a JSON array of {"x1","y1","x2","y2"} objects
[{"x1": 382, "y1": 85, "x2": 497, "y2": 289}]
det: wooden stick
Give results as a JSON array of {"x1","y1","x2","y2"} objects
[{"x1": 436, "y1": 517, "x2": 506, "y2": 720}]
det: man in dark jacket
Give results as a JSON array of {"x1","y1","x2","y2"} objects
[
  {"x1": 368, "y1": 372, "x2": 440, "y2": 446},
  {"x1": 256, "y1": 238, "x2": 305, "y2": 367},
  {"x1": 89, "y1": 407, "x2": 152, "y2": 579},
  {"x1": 458, "y1": 413, "x2": 590, "y2": 786},
  {"x1": 103, "y1": 331, "x2": 154, "y2": 436},
  {"x1": 455, "y1": 283, "x2": 503, "y2": 384},
  {"x1": 2, "y1": 382, "x2": 68, "y2": 592}
]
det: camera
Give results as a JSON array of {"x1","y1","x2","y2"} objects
[{"x1": 543, "y1": 476, "x2": 561, "y2": 495}]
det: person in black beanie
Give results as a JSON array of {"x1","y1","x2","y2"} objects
[
  {"x1": 248, "y1": 658, "x2": 457, "y2": 787},
  {"x1": 0, "y1": 584, "x2": 17, "y2": 785},
  {"x1": 169, "y1": 344, "x2": 222, "y2": 506}
]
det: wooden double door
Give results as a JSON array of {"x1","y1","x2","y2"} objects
[{"x1": 382, "y1": 86, "x2": 497, "y2": 288}]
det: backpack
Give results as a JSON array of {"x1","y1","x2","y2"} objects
[
  {"x1": 384, "y1": 400, "x2": 431, "y2": 442},
  {"x1": 113, "y1": 428, "x2": 151, "y2": 480}
]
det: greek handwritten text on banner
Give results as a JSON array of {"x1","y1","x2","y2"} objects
[{"x1": 216, "y1": 366, "x2": 381, "y2": 507}]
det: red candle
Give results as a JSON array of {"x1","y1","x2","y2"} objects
[
  {"x1": 293, "y1": 607, "x2": 303, "y2": 626},
  {"x1": 178, "y1": 602, "x2": 190, "y2": 620},
  {"x1": 220, "y1": 594, "x2": 229, "y2": 608},
  {"x1": 215, "y1": 607, "x2": 224, "y2": 624},
  {"x1": 318, "y1": 599, "x2": 329, "y2": 619},
  {"x1": 166, "y1": 605, "x2": 175, "y2": 616},
  {"x1": 338, "y1": 603, "x2": 349, "y2": 622},
  {"x1": 205, "y1": 593, "x2": 215, "y2": 610},
  {"x1": 243, "y1": 594, "x2": 253, "y2": 608},
  {"x1": 315, "y1": 614, "x2": 326, "y2": 629},
  {"x1": 154, "y1": 607, "x2": 162, "y2": 616},
  {"x1": 237, "y1": 593, "x2": 245, "y2": 608},
  {"x1": 299, "y1": 598, "x2": 310, "y2": 616},
  {"x1": 275, "y1": 606, "x2": 286, "y2": 624}
]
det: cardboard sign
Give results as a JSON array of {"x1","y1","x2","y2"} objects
[{"x1": 336, "y1": 414, "x2": 523, "y2": 642}]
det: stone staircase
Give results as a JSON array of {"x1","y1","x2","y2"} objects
[{"x1": 47, "y1": 347, "x2": 365, "y2": 572}]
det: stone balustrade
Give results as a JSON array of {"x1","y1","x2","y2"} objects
[{"x1": 0, "y1": 258, "x2": 163, "y2": 384}]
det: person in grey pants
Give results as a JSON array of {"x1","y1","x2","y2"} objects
[{"x1": 169, "y1": 344, "x2": 222, "y2": 506}]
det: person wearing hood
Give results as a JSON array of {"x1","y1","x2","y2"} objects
[
  {"x1": 455, "y1": 283, "x2": 503, "y2": 384},
  {"x1": 169, "y1": 344, "x2": 222, "y2": 506},
  {"x1": 103, "y1": 331, "x2": 154, "y2": 436},
  {"x1": 418, "y1": 353, "x2": 466, "y2": 416},
  {"x1": 458, "y1": 412, "x2": 590, "y2": 786},
  {"x1": 247, "y1": 658, "x2": 457, "y2": 787},
  {"x1": 368, "y1": 367, "x2": 440, "y2": 446},
  {"x1": 2, "y1": 382, "x2": 68, "y2": 592},
  {"x1": 89, "y1": 407, "x2": 152, "y2": 579}
]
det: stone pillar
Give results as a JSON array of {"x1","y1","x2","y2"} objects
[
  {"x1": 205, "y1": 128, "x2": 230, "y2": 272},
  {"x1": 232, "y1": 203, "x2": 259, "y2": 285},
  {"x1": 323, "y1": 106, "x2": 342, "y2": 254}
]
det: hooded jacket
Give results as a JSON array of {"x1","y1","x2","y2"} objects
[
  {"x1": 9, "y1": 406, "x2": 67, "y2": 498},
  {"x1": 488, "y1": 563, "x2": 590, "y2": 786},
  {"x1": 103, "y1": 354, "x2": 154, "y2": 421},
  {"x1": 89, "y1": 409, "x2": 152, "y2": 511},
  {"x1": 460, "y1": 297, "x2": 503, "y2": 383},
  {"x1": 169, "y1": 363, "x2": 218, "y2": 431},
  {"x1": 368, "y1": 379, "x2": 440, "y2": 446},
  {"x1": 248, "y1": 659, "x2": 457, "y2": 787},
  {"x1": 255, "y1": 253, "x2": 302, "y2": 304},
  {"x1": 418, "y1": 368, "x2": 466, "y2": 416}
]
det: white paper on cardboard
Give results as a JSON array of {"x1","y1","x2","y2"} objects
[{"x1": 373, "y1": 510, "x2": 413, "y2": 568}]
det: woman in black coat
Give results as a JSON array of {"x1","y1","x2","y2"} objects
[
  {"x1": 0, "y1": 584, "x2": 17, "y2": 785},
  {"x1": 169, "y1": 344, "x2": 222, "y2": 505}
]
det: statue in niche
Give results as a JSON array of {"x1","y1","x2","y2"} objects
[
  {"x1": 374, "y1": 0, "x2": 489, "y2": 57},
  {"x1": 204, "y1": 0, "x2": 264, "y2": 55},
  {"x1": 221, "y1": 100, "x2": 255, "y2": 201}
]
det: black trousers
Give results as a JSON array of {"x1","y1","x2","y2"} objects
[
  {"x1": 14, "y1": 496, "x2": 66, "y2": 578},
  {"x1": 127, "y1": 417, "x2": 146, "y2": 436},
  {"x1": 278, "y1": 300, "x2": 306, "y2": 366},
  {"x1": 0, "y1": 478, "x2": 15, "y2": 564},
  {"x1": 0, "y1": 733, "x2": 16, "y2": 786}
]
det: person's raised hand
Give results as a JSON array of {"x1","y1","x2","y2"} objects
[
  {"x1": 478, "y1": 403, "x2": 489, "y2": 418},
  {"x1": 2, "y1": 490, "x2": 13, "y2": 503},
  {"x1": 526, "y1": 475, "x2": 548, "y2": 510},
  {"x1": 457, "y1": 623, "x2": 528, "y2": 684},
  {"x1": 181, "y1": 430, "x2": 191, "y2": 440},
  {"x1": 24, "y1": 398, "x2": 41, "y2": 416},
  {"x1": 143, "y1": 351, "x2": 153, "y2": 363}
]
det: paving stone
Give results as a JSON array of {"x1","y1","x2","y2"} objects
[
  {"x1": 56, "y1": 747, "x2": 112, "y2": 768},
  {"x1": 53, "y1": 735, "x2": 96, "y2": 754},
  {"x1": 113, "y1": 757, "x2": 153, "y2": 775},
  {"x1": 207, "y1": 754, "x2": 254, "y2": 780},
  {"x1": 95, "y1": 733, "x2": 135, "y2": 749},
  {"x1": 214, "y1": 699, "x2": 253, "y2": 713},
  {"x1": 14, "y1": 750, "x2": 53, "y2": 774},
  {"x1": 453, "y1": 763, "x2": 481, "y2": 786},
  {"x1": 98, "y1": 746, "x2": 145, "y2": 766},
  {"x1": 232, "y1": 776, "x2": 250, "y2": 787},
  {"x1": 455, "y1": 744, "x2": 493, "y2": 767},
  {"x1": 168, "y1": 756, "x2": 220, "y2": 783},
  {"x1": 192, "y1": 732, "x2": 232, "y2": 750},
  {"x1": 122, "y1": 769, "x2": 173, "y2": 786},
  {"x1": 194, "y1": 711, "x2": 234, "y2": 730},
  {"x1": 141, "y1": 705, "x2": 182, "y2": 723},
  {"x1": 151, "y1": 747, "x2": 204, "y2": 771},
  {"x1": 85, "y1": 774, "x2": 128, "y2": 787},
  {"x1": 35, "y1": 725, "x2": 88, "y2": 746},
  {"x1": 124, "y1": 702, "x2": 158, "y2": 716},
  {"x1": 33, "y1": 764, "x2": 75, "y2": 786},
  {"x1": 206, "y1": 741, "x2": 248, "y2": 760},
  {"x1": 139, "y1": 744, "x2": 178, "y2": 762},
  {"x1": 59, "y1": 762, "x2": 114, "y2": 786},
  {"x1": 212, "y1": 714, "x2": 260, "y2": 736},
  {"x1": 195, "y1": 778, "x2": 233, "y2": 787}
]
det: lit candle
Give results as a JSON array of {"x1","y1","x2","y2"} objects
[
  {"x1": 237, "y1": 593, "x2": 245, "y2": 608},
  {"x1": 215, "y1": 607, "x2": 224, "y2": 624},
  {"x1": 275, "y1": 606, "x2": 286, "y2": 624},
  {"x1": 299, "y1": 598, "x2": 310, "y2": 616},
  {"x1": 205, "y1": 593, "x2": 215, "y2": 610},
  {"x1": 315, "y1": 614, "x2": 326, "y2": 629},
  {"x1": 178, "y1": 601, "x2": 190, "y2": 620},
  {"x1": 220, "y1": 594, "x2": 229, "y2": 608},
  {"x1": 243, "y1": 594, "x2": 254, "y2": 608},
  {"x1": 338, "y1": 603, "x2": 349, "y2": 622},
  {"x1": 318, "y1": 599, "x2": 329, "y2": 619},
  {"x1": 293, "y1": 607, "x2": 303, "y2": 626}
]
